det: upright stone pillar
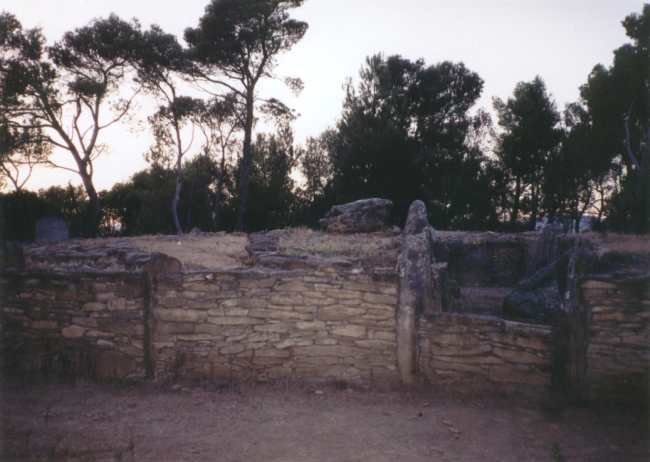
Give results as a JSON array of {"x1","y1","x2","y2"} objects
[{"x1": 397, "y1": 200, "x2": 438, "y2": 384}]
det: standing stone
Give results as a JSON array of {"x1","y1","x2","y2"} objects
[
  {"x1": 397, "y1": 200, "x2": 439, "y2": 384},
  {"x1": 35, "y1": 216, "x2": 69, "y2": 243},
  {"x1": 319, "y1": 198, "x2": 393, "y2": 233}
]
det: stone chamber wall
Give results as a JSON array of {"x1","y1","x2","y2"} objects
[
  {"x1": 1, "y1": 233, "x2": 648, "y2": 406},
  {"x1": 1, "y1": 271, "x2": 148, "y2": 380},
  {"x1": 431, "y1": 233, "x2": 532, "y2": 315},
  {"x1": 417, "y1": 314, "x2": 552, "y2": 395},
  {"x1": 152, "y1": 267, "x2": 398, "y2": 383},
  {"x1": 581, "y1": 275, "x2": 650, "y2": 403}
]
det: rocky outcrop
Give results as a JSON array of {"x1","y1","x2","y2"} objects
[{"x1": 319, "y1": 198, "x2": 393, "y2": 233}]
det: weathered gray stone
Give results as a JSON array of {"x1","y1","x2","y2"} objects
[
  {"x1": 35, "y1": 216, "x2": 69, "y2": 243},
  {"x1": 397, "y1": 200, "x2": 438, "y2": 385},
  {"x1": 319, "y1": 198, "x2": 393, "y2": 233}
]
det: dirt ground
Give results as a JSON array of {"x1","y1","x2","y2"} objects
[{"x1": 1, "y1": 381, "x2": 647, "y2": 462}]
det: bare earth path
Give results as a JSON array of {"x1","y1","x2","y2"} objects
[{"x1": 1, "y1": 381, "x2": 647, "y2": 462}]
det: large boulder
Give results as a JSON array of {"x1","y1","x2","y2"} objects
[
  {"x1": 35, "y1": 216, "x2": 69, "y2": 243},
  {"x1": 319, "y1": 198, "x2": 393, "y2": 233}
]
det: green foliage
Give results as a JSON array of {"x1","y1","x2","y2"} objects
[
  {"x1": 185, "y1": 0, "x2": 308, "y2": 230},
  {"x1": 494, "y1": 76, "x2": 562, "y2": 229},
  {"x1": 578, "y1": 3, "x2": 649, "y2": 232},
  {"x1": 0, "y1": 185, "x2": 87, "y2": 240},
  {"x1": 185, "y1": 0, "x2": 307, "y2": 76},
  {"x1": 238, "y1": 125, "x2": 301, "y2": 231},
  {"x1": 103, "y1": 166, "x2": 177, "y2": 235},
  {"x1": 323, "y1": 54, "x2": 494, "y2": 228}
]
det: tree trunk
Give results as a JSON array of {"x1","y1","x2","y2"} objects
[
  {"x1": 529, "y1": 183, "x2": 539, "y2": 231},
  {"x1": 171, "y1": 117, "x2": 184, "y2": 236},
  {"x1": 78, "y1": 168, "x2": 101, "y2": 237},
  {"x1": 214, "y1": 149, "x2": 227, "y2": 230},
  {"x1": 638, "y1": 142, "x2": 650, "y2": 233},
  {"x1": 510, "y1": 177, "x2": 521, "y2": 228},
  {"x1": 236, "y1": 95, "x2": 255, "y2": 232},
  {"x1": 172, "y1": 158, "x2": 183, "y2": 235}
]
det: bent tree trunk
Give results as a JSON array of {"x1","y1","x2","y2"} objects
[
  {"x1": 172, "y1": 169, "x2": 183, "y2": 235},
  {"x1": 77, "y1": 164, "x2": 101, "y2": 238},
  {"x1": 172, "y1": 119, "x2": 184, "y2": 235},
  {"x1": 236, "y1": 95, "x2": 255, "y2": 232}
]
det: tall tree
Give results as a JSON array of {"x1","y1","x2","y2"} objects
[
  {"x1": 242, "y1": 123, "x2": 301, "y2": 230},
  {"x1": 0, "y1": 13, "x2": 140, "y2": 235},
  {"x1": 132, "y1": 25, "x2": 202, "y2": 234},
  {"x1": 494, "y1": 77, "x2": 562, "y2": 229},
  {"x1": 579, "y1": 3, "x2": 649, "y2": 232},
  {"x1": 198, "y1": 97, "x2": 241, "y2": 230},
  {"x1": 145, "y1": 96, "x2": 205, "y2": 234},
  {"x1": 185, "y1": 0, "x2": 308, "y2": 231},
  {"x1": 325, "y1": 54, "x2": 488, "y2": 227}
]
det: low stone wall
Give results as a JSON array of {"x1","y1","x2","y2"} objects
[
  {"x1": 1, "y1": 271, "x2": 147, "y2": 379},
  {"x1": 581, "y1": 276, "x2": 650, "y2": 403},
  {"x1": 432, "y1": 234, "x2": 531, "y2": 315},
  {"x1": 152, "y1": 268, "x2": 398, "y2": 383},
  {"x1": 417, "y1": 313, "x2": 553, "y2": 394},
  {"x1": 2, "y1": 231, "x2": 648, "y2": 406}
]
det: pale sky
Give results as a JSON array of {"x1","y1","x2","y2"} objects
[{"x1": 3, "y1": 0, "x2": 644, "y2": 191}]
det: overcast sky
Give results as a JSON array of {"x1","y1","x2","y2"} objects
[{"x1": 4, "y1": 0, "x2": 644, "y2": 191}]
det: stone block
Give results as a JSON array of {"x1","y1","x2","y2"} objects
[
  {"x1": 254, "y1": 324, "x2": 290, "y2": 333},
  {"x1": 332, "y1": 325, "x2": 366, "y2": 338},
  {"x1": 355, "y1": 339, "x2": 393, "y2": 349},
  {"x1": 276, "y1": 338, "x2": 314, "y2": 349},
  {"x1": 62, "y1": 325, "x2": 85, "y2": 338},
  {"x1": 296, "y1": 321, "x2": 326, "y2": 330},
  {"x1": 319, "y1": 306, "x2": 365, "y2": 321},
  {"x1": 255, "y1": 349, "x2": 291, "y2": 358},
  {"x1": 32, "y1": 320, "x2": 58, "y2": 330},
  {"x1": 363, "y1": 293, "x2": 396, "y2": 305},
  {"x1": 270, "y1": 294, "x2": 302, "y2": 306},
  {"x1": 156, "y1": 308, "x2": 205, "y2": 323},
  {"x1": 208, "y1": 316, "x2": 260, "y2": 325},
  {"x1": 220, "y1": 344, "x2": 246, "y2": 355},
  {"x1": 293, "y1": 345, "x2": 365, "y2": 357},
  {"x1": 582, "y1": 280, "x2": 617, "y2": 290},
  {"x1": 83, "y1": 302, "x2": 105, "y2": 312}
]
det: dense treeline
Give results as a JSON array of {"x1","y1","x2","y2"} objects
[{"x1": 1, "y1": 2, "x2": 648, "y2": 240}]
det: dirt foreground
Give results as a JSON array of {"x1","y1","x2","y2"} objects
[{"x1": 1, "y1": 381, "x2": 647, "y2": 462}]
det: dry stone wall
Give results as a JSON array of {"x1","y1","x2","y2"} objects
[
  {"x1": 432, "y1": 234, "x2": 532, "y2": 315},
  {"x1": 2, "y1": 231, "x2": 648, "y2": 405},
  {"x1": 152, "y1": 268, "x2": 399, "y2": 383},
  {"x1": 417, "y1": 313, "x2": 552, "y2": 394},
  {"x1": 581, "y1": 276, "x2": 650, "y2": 403},
  {"x1": 1, "y1": 271, "x2": 147, "y2": 379}
]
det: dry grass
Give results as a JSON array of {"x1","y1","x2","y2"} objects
[
  {"x1": 128, "y1": 233, "x2": 250, "y2": 270},
  {"x1": 276, "y1": 227, "x2": 399, "y2": 259},
  {"x1": 581, "y1": 232, "x2": 650, "y2": 256}
]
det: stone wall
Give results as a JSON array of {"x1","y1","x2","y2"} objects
[
  {"x1": 432, "y1": 233, "x2": 532, "y2": 315},
  {"x1": 417, "y1": 313, "x2": 552, "y2": 395},
  {"x1": 152, "y1": 268, "x2": 398, "y2": 383},
  {"x1": 1, "y1": 271, "x2": 147, "y2": 379},
  {"x1": 581, "y1": 276, "x2": 650, "y2": 403},
  {"x1": 2, "y1": 231, "x2": 648, "y2": 405}
]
